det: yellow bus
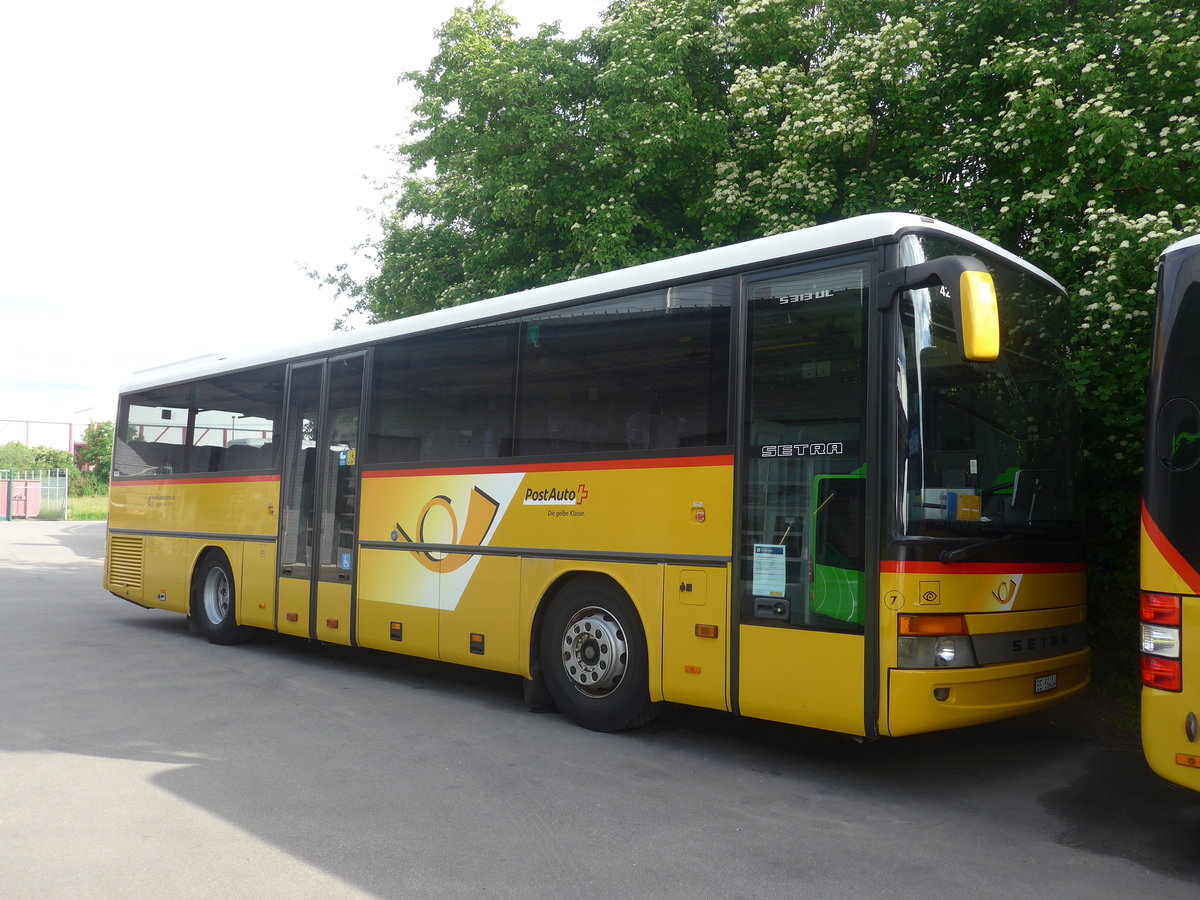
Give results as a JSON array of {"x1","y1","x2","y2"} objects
[
  {"x1": 1141, "y1": 232, "x2": 1200, "y2": 787},
  {"x1": 105, "y1": 212, "x2": 1088, "y2": 736}
]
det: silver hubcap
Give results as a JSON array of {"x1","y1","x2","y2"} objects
[
  {"x1": 203, "y1": 568, "x2": 230, "y2": 625},
  {"x1": 560, "y1": 606, "x2": 628, "y2": 697}
]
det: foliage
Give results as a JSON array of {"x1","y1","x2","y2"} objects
[
  {"x1": 69, "y1": 470, "x2": 108, "y2": 498},
  {"x1": 323, "y1": 0, "x2": 731, "y2": 322},
  {"x1": 0, "y1": 441, "x2": 72, "y2": 473},
  {"x1": 0, "y1": 441, "x2": 34, "y2": 471},
  {"x1": 67, "y1": 494, "x2": 109, "y2": 520},
  {"x1": 64, "y1": 421, "x2": 115, "y2": 497},
  {"x1": 329, "y1": 0, "x2": 1200, "y2": 684},
  {"x1": 76, "y1": 421, "x2": 114, "y2": 483}
]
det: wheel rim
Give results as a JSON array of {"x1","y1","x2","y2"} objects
[
  {"x1": 559, "y1": 605, "x2": 628, "y2": 697},
  {"x1": 203, "y1": 567, "x2": 230, "y2": 625}
]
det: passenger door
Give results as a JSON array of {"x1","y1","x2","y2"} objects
[
  {"x1": 277, "y1": 355, "x2": 365, "y2": 645},
  {"x1": 735, "y1": 257, "x2": 871, "y2": 735}
]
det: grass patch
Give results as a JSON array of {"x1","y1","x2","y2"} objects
[{"x1": 69, "y1": 495, "x2": 109, "y2": 520}]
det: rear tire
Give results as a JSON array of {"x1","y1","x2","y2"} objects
[
  {"x1": 540, "y1": 577, "x2": 657, "y2": 731},
  {"x1": 192, "y1": 551, "x2": 252, "y2": 645}
]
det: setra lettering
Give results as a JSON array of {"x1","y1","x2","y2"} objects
[
  {"x1": 760, "y1": 443, "x2": 845, "y2": 458},
  {"x1": 1011, "y1": 632, "x2": 1070, "y2": 654}
]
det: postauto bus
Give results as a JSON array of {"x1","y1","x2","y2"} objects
[{"x1": 105, "y1": 213, "x2": 1087, "y2": 736}]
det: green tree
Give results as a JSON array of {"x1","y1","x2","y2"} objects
[
  {"x1": 0, "y1": 442, "x2": 35, "y2": 472},
  {"x1": 0, "y1": 442, "x2": 73, "y2": 472},
  {"x1": 334, "y1": 0, "x2": 1200, "y2": 689},
  {"x1": 30, "y1": 446, "x2": 74, "y2": 470},
  {"x1": 325, "y1": 0, "x2": 731, "y2": 322},
  {"x1": 76, "y1": 421, "x2": 114, "y2": 487}
]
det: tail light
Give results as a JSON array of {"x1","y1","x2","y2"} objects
[{"x1": 1140, "y1": 592, "x2": 1182, "y2": 691}]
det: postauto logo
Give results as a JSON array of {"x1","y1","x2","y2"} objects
[
  {"x1": 522, "y1": 483, "x2": 588, "y2": 506},
  {"x1": 392, "y1": 486, "x2": 501, "y2": 574}
]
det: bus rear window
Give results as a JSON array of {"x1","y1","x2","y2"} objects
[{"x1": 113, "y1": 366, "x2": 283, "y2": 476}]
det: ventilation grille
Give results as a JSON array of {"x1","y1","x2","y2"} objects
[{"x1": 108, "y1": 535, "x2": 144, "y2": 590}]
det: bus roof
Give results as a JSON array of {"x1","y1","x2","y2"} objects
[
  {"x1": 120, "y1": 212, "x2": 1063, "y2": 394},
  {"x1": 1163, "y1": 233, "x2": 1200, "y2": 258}
]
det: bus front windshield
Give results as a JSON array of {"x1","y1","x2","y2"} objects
[{"x1": 896, "y1": 235, "x2": 1081, "y2": 540}]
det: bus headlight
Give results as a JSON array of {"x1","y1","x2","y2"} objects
[
  {"x1": 897, "y1": 635, "x2": 979, "y2": 669},
  {"x1": 897, "y1": 614, "x2": 978, "y2": 668}
]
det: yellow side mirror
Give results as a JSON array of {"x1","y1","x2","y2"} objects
[
  {"x1": 959, "y1": 270, "x2": 999, "y2": 362},
  {"x1": 879, "y1": 255, "x2": 1002, "y2": 363}
]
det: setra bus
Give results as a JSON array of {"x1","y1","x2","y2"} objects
[
  {"x1": 105, "y1": 212, "x2": 1088, "y2": 736},
  {"x1": 1141, "y1": 232, "x2": 1200, "y2": 787}
]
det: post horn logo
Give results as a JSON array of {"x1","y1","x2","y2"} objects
[
  {"x1": 992, "y1": 577, "x2": 1020, "y2": 606},
  {"x1": 391, "y1": 486, "x2": 500, "y2": 574}
]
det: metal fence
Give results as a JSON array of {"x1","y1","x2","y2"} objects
[{"x1": 0, "y1": 469, "x2": 69, "y2": 521}]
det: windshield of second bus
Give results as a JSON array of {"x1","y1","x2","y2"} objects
[{"x1": 896, "y1": 234, "x2": 1081, "y2": 539}]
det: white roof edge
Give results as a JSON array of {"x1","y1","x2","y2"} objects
[
  {"x1": 1163, "y1": 233, "x2": 1200, "y2": 257},
  {"x1": 131, "y1": 353, "x2": 224, "y2": 376},
  {"x1": 118, "y1": 212, "x2": 1063, "y2": 393}
]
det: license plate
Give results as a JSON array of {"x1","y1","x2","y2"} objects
[{"x1": 1034, "y1": 673, "x2": 1058, "y2": 694}]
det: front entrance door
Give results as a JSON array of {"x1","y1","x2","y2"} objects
[
  {"x1": 277, "y1": 355, "x2": 365, "y2": 645},
  {"x1": 736, "y1": 257, "x2": 871, "y2": 735}
]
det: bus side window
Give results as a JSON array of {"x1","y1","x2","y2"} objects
[
  {"x1": 515, "y1": 278, "x2": 732, "y2": 456},
  {"x1": 367, "y1": 325, "x2": 518, "y2": 465}
]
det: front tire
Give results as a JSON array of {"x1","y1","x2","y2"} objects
[
  {"x1": 540, "y1": 577, "x2": 656, "y2": 731},
  {"x1": 192, "y1": 551, "x2": 251, "y2": 645}
]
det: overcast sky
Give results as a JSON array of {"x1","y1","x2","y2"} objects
[{"x1": 0, "y1": 0, "x2": 607, "y2": 447}]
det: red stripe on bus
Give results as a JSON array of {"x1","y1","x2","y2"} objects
[
  {"x1": 1142, "y1": 500, "x2": 1200, "y2": 594},
  {"x1": 880, "y1": 561, "x2": 1085, "y2": 575},
  {"x1": 363, "y1": 455, "x2": 735, "y2": 479},
  {"x1": 117, "y1": 474, "x2": 281, "y2": 487}
]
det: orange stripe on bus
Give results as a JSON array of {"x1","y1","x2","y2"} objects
[
  {"x1": 116, "y1": 474, "x2": 281, "y2": 487},
  {"x1": 880, "y1": 561, "x2": 1084, "y2": 575},
  {"x1": 1142, "y1": 500, "x2": 1200, "y2": 594},
  {"x1": 362, "y1": 455, "x2": 735, "y2": 479}
]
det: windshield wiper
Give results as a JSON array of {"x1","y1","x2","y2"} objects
[{"x1": 939, "y1": 533, "x2": 1014, "y2": 564}]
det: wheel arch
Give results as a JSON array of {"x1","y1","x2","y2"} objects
[
  {"x1": 188, "y1": 542, "x2": 251, "y2": 640},
  {"x1": 187, "y1": 547, "x2": 231, "y2": 624}
]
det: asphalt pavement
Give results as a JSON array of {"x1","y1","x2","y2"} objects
[{"x1": 2, "y1": 519, "x2": 1199, "y2": 899}]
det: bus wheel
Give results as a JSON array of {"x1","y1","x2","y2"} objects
[
  {"x1": 540, "y1": 577, "x2": 657, "y2": 731},
  {"x1": 192, "y1": 552, "x2": 251, "y2": 645}
]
